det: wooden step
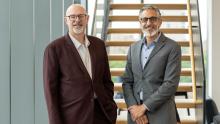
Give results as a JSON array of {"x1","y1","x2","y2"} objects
[
  {"x1": 105, "y1": 41, "x2": 189, "y2": 47},
  {"x1": 109, "y1": 16, "x2": 188, "y2": 22},
  {"x1": 114, "y1": 83, "x2": 192, "y2": 92},
  {"x1": 108, "y1": 54, "x2": 190, "y2": 61},
  {"x1": 107, "y1": 28, "x2": 188, "y2": 34},
  {"x1": 115, "y1": 99, "x2": 202, "y2": 109},
  {"x1": 110, "y1": 4, "x2": 187, "y2": 10},
  {"x1": 116, "y1": 119, "x2": 196, "y2": 124},
  {"x1": 110, "y1": 68, "x2": 191, "y2": 76}
]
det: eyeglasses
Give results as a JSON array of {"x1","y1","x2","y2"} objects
[
  {"x1": 139, "y1": 16, "x2": 159, "y2": 23},
  {"x1": 66, "y1": 14, "x2": 87, "y2": 21}
]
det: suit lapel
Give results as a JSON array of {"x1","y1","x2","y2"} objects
[
  {"x1": 87, "y1": 37, "x2": 96, "y2": 81},
  {"x1": 144, "y1": 33, "x2": 166, "y2": 69},
  {"x1": 134, "y1": 39, "x2": 144, "y2": 73},
  {"x1": 64, "y1": 34, "x2": 91, "y2": 78}
]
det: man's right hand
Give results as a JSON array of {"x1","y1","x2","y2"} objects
[{"x1": 135, "y1": 115, "x2": 149, "y2": 124}]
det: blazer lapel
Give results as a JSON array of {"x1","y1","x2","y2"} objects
[
  {"x1": 64, "y1": 34, "x2": 91, "y2": 78},
  {"x1": 88, "y1": 38, "x2": 96, "y2": 81},
  {"x1": 134, "y1": 39, "x2": 144, "y2": 73},
  {"x1": 144, "y1": 33, "x2": 166, "y2": 69}
]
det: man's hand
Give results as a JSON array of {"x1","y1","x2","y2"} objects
[
  {"x1": 128, "y1": 104, "x2": 147, "y2": 121},
  {"x1": 135, "y1": 115, "x2": 149, "y2": 124}
]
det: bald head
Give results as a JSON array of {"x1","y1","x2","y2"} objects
[
  {"x1": 65, "y1": 4, "x2": 87, "y2": 16},
  {"x1": 64, "y1": 4, "x2": 89, "y2": 39}
]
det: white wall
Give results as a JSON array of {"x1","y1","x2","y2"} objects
[{"x1": 208, "y1": 0, "x2": 220, "y2": 110}]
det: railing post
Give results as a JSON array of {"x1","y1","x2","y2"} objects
[{"x1": 101, "y1": 0, "x2": 110, "y2": 41}]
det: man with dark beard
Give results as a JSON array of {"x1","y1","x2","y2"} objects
[
  {"x1": 122, "y1": 5, "x2": 182, "y2": 124},
  {"x1": 43, "y1": 4, "x2": 117, "y2": 124}
]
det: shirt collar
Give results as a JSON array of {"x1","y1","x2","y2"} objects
[{"x1": 69, "y1": 32, "x2": 90, "y2": 49}]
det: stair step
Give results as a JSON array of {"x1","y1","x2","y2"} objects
[
  {"x1": 109, "y1": 16, "x2": 188, "y2": 22},
  {"x1": 105, "y1": 41, "x2": 189, "y2": 47},
  {"x1": 116, "y1": 119, "x2": 196, "y2": 124},
  {"x1": 110, "y1": 4, "x2": 187, "y2": 10},
  {"x1": 115, "y1": 99, "x2": 202, "y2": 109},
  {"x1": 107, "y1": 28, "x2": 188, "y2": 34},
  {"x1": 108, "y1": 54, "x2": 190, "y2": 61},
  {"x1": 110, "y1": 68, "x2": 191, "y2": 76},
  {"x1": 114, "y1": 83, "x2": 192, "y2": 92}
]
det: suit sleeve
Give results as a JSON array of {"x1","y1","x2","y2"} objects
[
  {"x1": 122, "y1": 46, "x2": 138, "y2": 107},
  {"x1": 43, "y1": 45, "x2": 63, "y2": 124},
  {"x1": 102, "y1": 43, "x2": 114, "y2": 101},
  {"x1": 144, "y1": 44, "x2": 181, "y2": 112}
]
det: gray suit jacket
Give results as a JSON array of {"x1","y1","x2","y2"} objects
[{"x1": 122, "y1": 33, "x2": 181, "y2": 124}]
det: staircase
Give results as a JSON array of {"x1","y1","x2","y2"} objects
[{"x1": 93, "y1": 0, "x2": 203, "y2": 124}]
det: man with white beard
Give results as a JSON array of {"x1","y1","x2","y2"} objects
[
  {"x1": 43, "y1": 4, "x2": 117, "y2": 124},
  {"x1": 122, "y1": 5, "x2": 182, "y2": 124}
]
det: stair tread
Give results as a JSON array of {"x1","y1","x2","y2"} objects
[
  {"x1": 115, "y1": 99, "x2": 202, "y2": 109},
  {"x1": 114, "y1": 82, "x2": 193, "y2": 92},
  {"x1": 110, "y1": 68, "x2": 191, "y2": 76},
  {"x1": 110, "y1": 4, "x2": 187, "y2": 10},
  {"x1": 110, "y1": 67, "x2": 191, "y2": 71},
  {"x1": 105, "y1": 41, "x2": 189, "y2": 47},
  {"x1": 116, "y1": 118, "x2": 196, "y2": 124},
  {"x1": 107, "y1": 28, "x2": 188, "y2": 34},
  {"x1": 108, "y1": 54, "x2": 190, "y2": 61},
  {"x1": 109, "y1": 15, "x2": 188, "y2": 22}
]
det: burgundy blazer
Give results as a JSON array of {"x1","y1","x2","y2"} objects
[{"x1": 43, "y1": 34, "x2": 117, "y2": 124}]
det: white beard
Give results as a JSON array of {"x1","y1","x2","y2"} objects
[
  {"x1": 72, "y1": 26, "x2": 84, "y2": 34},
  {"x1": 142, "y1": 26, "x2": 159, "y2": 37}
]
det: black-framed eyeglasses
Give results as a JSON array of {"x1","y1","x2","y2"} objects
[
  {"x1": 139, "y1": 16, "x2": 159, "y2": 23},
  {"x1": 66, "y1": 14, "x2": 87, "y2": 21}
]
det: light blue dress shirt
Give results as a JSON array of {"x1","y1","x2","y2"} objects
[{"x1": 141, "y1": 33, "x2": 161, "y2": 69}]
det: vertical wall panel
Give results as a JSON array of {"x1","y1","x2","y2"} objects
[
  {"x1": 10, "y1": 0, "x2": 35, "y2": 124},
  {"x1": 51, "y1": 0, "x2": 64, "y2": 40},
  {"x1": 212, "y1": 0, "x2": 220, "y2": 110},
  {"x1": 34, "y1": 0, "x2": 50, "y2": 123},
  {"x1": 0, "y1": 0, "x2": 10, "y2": 124}
]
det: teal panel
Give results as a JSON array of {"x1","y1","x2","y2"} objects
[
  {"x1": 51, "y1": 0, "x2": 64, "y2": 40},
  {"x1": 10, "y1": 0, "x2": 35, "y2": 123},
  {"x1": 34, "y1": 0, "x2": 50, "y2": 123},
  {"x1": 0, "y1": 0, "x2": 10, "y2": 124}
]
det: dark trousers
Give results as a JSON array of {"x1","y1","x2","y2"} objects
[{"x1": 93, "y1": 99, "x2": 111, "y2": 124}]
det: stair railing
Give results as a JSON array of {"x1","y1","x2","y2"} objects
[{"x1": 101, "y1": 0, "x2": 110, "y2": 41}]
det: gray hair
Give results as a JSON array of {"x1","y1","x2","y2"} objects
[{"x1": 139, "y1": 5, "x2": 161, "y2": 18}]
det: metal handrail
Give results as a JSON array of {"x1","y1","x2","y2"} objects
[
  {"x1": 101, "y1": 0, "x2": 110, "y2": 41},
  {"x1": 195, "y1": 0, "x2": 206, "y2": 123},
  {"x1": 91, "y1": 0, "x2": 98, "y2": 35}
]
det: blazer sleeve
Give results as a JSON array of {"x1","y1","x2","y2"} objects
[
  {"x1": 102, "y1": 43, "x2": 114, "y2": 101},
  {"x1": 144, "y1": 44, "x2": 182, "y2": 112},
  {"x1": 43, "y1": 45, "x2": 63, "y2": 124},
  {"x1": 122, "y1": 46, "x2": 138, "y2": 107}
]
